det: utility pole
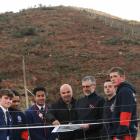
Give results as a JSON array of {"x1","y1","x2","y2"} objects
[{"x1": 22, "y1": 56, "x2": 29, "y2": 108}]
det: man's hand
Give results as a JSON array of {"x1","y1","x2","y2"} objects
[
  {"x1": 80, "y1": 124, "x2": 90, "y2": 130},
  {"x1": 52, "y1": 120, "x2": 60, "y2": 126}
]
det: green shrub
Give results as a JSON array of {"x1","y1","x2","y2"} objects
[
  {"x1": 39, "y1": 6, "x2": 56, "y2": 10},
  {"x1": 130, "y1": 72, "x2": 140, "y2": 78},
  {"x1": 102, "y1": 37, "x2": 121, "y2": 45},
  {"x1": 0, "y1": 14, "x2": 9, "y2": 22},
  {"x1": 12, "y1": 26, "x2": 37, "y2": 37},
  {"x1": 122, "y1": 38, "x2": 140, "y2": 45},
  {"x1": 102, "y1": 37, "x2": 140, "y2": 45}
]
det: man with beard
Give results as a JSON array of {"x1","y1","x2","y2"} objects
[
  {"x1": 76, "y1": 76, "x2": 105, "y2": 140},
  {"x1": 48, "y1": 84, "x2": 77, "y2": 140}
]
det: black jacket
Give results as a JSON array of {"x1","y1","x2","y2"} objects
[
  {"x1": 49, "y1": 98, "x2": 77, "y2": 140},
  {"x1": 101, "y1": 95, "x2": 116, "y2": 140},
  {"x1": 112, "y1": 82, "x2": 138, "y2": 138},
  {"x1": 76, "y1": 92, "x2": 105, "y2": 140}
]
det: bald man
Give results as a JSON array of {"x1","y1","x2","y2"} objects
[{"x1": 49, "y1": 84, "x2": 77, "y2": 140}]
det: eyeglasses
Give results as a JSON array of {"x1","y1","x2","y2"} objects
[
  {"x1": 82, "y1": 85, "x2": 92, "y2": 88},
  {"x1": 61, "y1": 91, "x2": 71, "y2": 94}
]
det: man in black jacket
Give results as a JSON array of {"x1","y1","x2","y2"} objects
[
  {"x1": 49, "y1": 84, "x2": 77, "y2": 140},
  {"x1": 101, "y1": 80, "x2": 116, "y2": 140},
  {"x1": 109, "y1": 67, "x2": 137, "y2": 140},
  {"x1": 76, "y1": 76, "x2": 105, "y2": 140}
]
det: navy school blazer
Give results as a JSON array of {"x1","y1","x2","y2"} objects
[
  {"x1": 25, "y1": 104, "x2": 54, "y2": 140},
  {"x1": 0, "y1": 107, "x2": 13, "y2": 140}
]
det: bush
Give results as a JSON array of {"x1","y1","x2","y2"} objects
[
  {"x1": 121, "y1": 38, "x2": 140, "y2": 45},
  {"x1": 12, "y1": 26, "x2": 37, "y2": 37},
  {"x1": 102, "y1": 37, "x2": 121, "y2": 45},
  {"x1": 130, "y1": 72, "x2": 140, "y2": 78},
  {"x1": 102, "y1": 37, "x2": 140, "y2": 45},
  {"x1": 0, "y1": 14, "x2": 9, "y2": 22}
]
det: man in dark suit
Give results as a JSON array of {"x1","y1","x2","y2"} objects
[
  {"x1": 9, "y1": 89, "x2": 28, "y2": 140},
  {"x1": 25, "y1": 86, "x2": 52, "y2": 140},
  {"x1": 0, "y1": 89, "x2": 13, "y2": 140}
]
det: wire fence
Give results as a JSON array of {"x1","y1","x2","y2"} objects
[{"x1": 0, "y1": 103, "x2": 139, "y2": 140}]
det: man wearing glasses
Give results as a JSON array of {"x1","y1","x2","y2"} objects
[{"x1": 76, "y1": 76, "x2": 105, "y2": 140}]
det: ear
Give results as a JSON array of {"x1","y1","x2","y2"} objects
[
  {"x1": 33, "y1": 96, "x2": 36, "y2": 100},
  {"x1": 120, "y1": 75, "x2": 125, "y2": 81},
  {"x1": 92, "y1": 84, "x2": 96, "y2": 88}
]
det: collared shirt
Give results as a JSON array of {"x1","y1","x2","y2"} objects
[
  {"x1": 0, "y1": 105, "x2": 8, "y2": 123},
  {"x1": 36, "y1": 104, "x2": 45, "y2": 111}
]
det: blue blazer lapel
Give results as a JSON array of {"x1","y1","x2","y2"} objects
[{"x1": 0, "y1": 108, "x2": 7, "y2": 126}]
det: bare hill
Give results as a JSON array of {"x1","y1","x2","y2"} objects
[{"x1": 0, "y1": 6, "x2": 140, "y2": 102}]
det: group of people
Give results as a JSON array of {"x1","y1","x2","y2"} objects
[{"x1": 0, "y1": 67, "x2": 138, "y2": 140}]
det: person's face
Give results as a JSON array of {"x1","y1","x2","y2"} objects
[
  {"x1": 34, "y1": 91, "x2": 46, "y2": 106},
  {"x1": 82, "y1": 80, "x2": 96, "y2": 96},
  {"x1": 11, "y1": 96, "x2": 20, "y2": 109},
  {"x1": 0, "y1": 95, "x2": 12, "y2": 109},
  {"x1": 110, "y1": 72, "x2": 125, "y2": 87},
  {"x1": 104, "y1": 81, "x2": 115, "y2": 97},
  {"x1": 60, "y1": 86, "x2": 73, "y2": 104}
]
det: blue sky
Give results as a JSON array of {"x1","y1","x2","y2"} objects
[{"x1": 0, "y1": 0, "x2": 140, "y2": 21}]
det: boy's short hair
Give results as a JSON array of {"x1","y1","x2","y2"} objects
[
  {"x1": 0, "y1": 89, "x2": 13, "y2": 98},
  {"x1": 33, "y1": 86, "x2": 47, "y2": 96},
  {"x1": 11, "y1": 89, "x2": 20, "y2": 96},
  {"x1": 109, "y1": 67, "x2": 125, "y2": 76}
]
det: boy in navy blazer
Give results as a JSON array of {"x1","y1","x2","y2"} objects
[
  {"x1": 25, "y1": 86, "x2": 53, "y2": 140},
  {"x1": 0, "y1": 89, "x2": 13, "y2": 140},
  {"x1": 9, "y1": 89, "x2": 28, "y2": 140}
]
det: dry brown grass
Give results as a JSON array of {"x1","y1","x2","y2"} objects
[{"x1": 0, "y1": 6, "x2": 140, "y2": 103}]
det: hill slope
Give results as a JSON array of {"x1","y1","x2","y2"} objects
[{"x1": 0, "y1": 6, "x2": 140, "y2": 101}]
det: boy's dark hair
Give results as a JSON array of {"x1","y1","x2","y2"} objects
[
  {"x1": 11, "y1": 89, "x2": 20, "y2": 96},
  {"x1": 0, "y1": 89, "x2": 13, "y2": 98},
  {"x1": 33, "y1": 86, "x2": 47, "y2": 96},
  {"x1": 109, "y1": 67, "x2": 125, "y2": 76}
]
